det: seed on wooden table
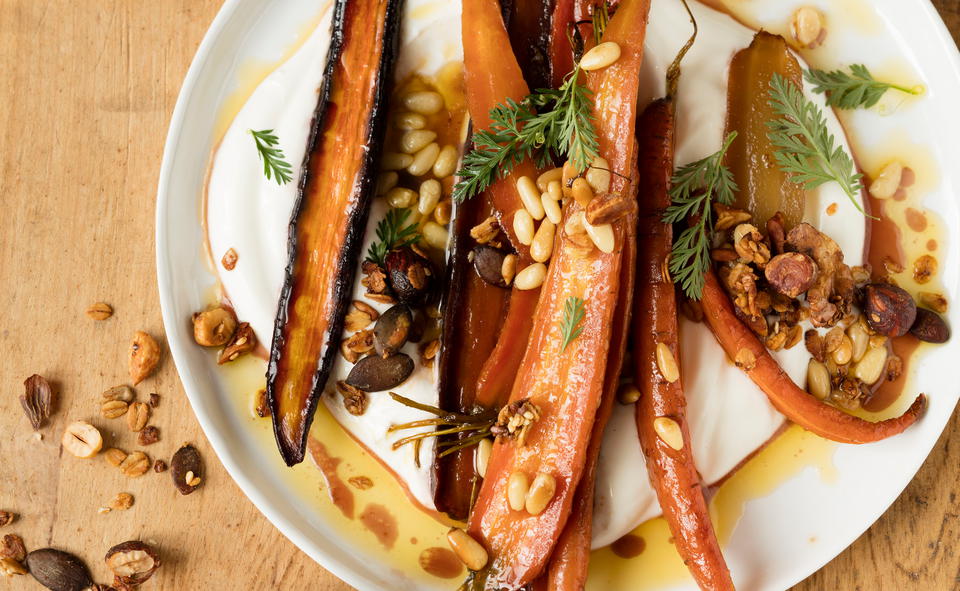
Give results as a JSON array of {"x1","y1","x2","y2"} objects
[
  {"x1": 524, "y1": 472, "x2": 557, "y2": 516},
  {"x1": 138, "y1": 425, "x2": 160, "y2": 446},
  {"x1": 381, "y1": 152, "x2": 413, "y2": 171},
  {"x1": 62, "y1": 421, "x2": 102, "y2": 458},
  {"x1": 653, "y1": 417, "x2": 684, "y2": 451},
  {"x1": 585, "y1": 156, "x2": 611, "y2": 193},
  {"x1": 119, "y1": 451, "x2": 150, "y2": 478},
  {"x1": 514, "y1": 263, "x2": 547, "y2": 290},
  {"x1": 571, "y1": 177, "x2": 593, "y2": 207},
  {"x1": 513, "y1": 209, "x2": 535, "y2": 246},
  {"x1": 103, "y1": 448, "x2": 128, "y2": 467},
  {"x1": 580, "y1": 41, "x2": 621, "y2": 71},
  {"x1": 507, "y1": 471, "x2": 529, "y2": 511},
  {"x1": 129, "y1": 331, "x2": 161, "y2": 385},
  {"x1": 655, "y1": 342, "x2": 680, "y2": 383},
  {"x1": 583, "y1": 218, "x2": 615, "y2": 253},
  {"x1": 418, "y1": 179, "x2": 441, "y2": 215},
  {"x1": 100, "y1": 399, "x2": 128, "y2": 419},
  {"x1": 127, "y1": 401, "x2": 150, "y2": 432},
  {"x1": 516, "y1": 176, "x2": 545, "y2": 220},
  {"x1": 536, "y1": 168, "x2": 563, "y2": 192},
  {"x1": 432, "y1": 145, "x2": 459, "y2": 178},
  {"x1": 395, "y1": 111, "x2": 426, "y2": 130},
  {"x1": 446, "y1": 529, "x2": 488, "y2": 571},
  {"x1": 110, "y1": 493, "x2": 134, "y2": 511},
  {"x1": 401, "y1": 129, "x2": 437, "y2": 154},
  {"x1": 408, "y1": 142, "x2": 440, "y2": 177},
  {"x1": 806, "y1": 359, "x2": 831, "y2": 400},
  {"x1": 25, "y1": 549, "x2": 93, "y2": 590},
  {"x1": 403, "y1": 90, "x2": 444, "y2": 115},
  {"x1": 530, "y1": 220, "x2": 556, "y2": 263},
  {"x1": 86, "y1": 302, "x2": 113, "y2": 320},
  {"x1": 102, "y1": 385, "x2": 134, "y2": 402},
  {"x1": 171, "y1": 445, "x2": 203, "y2": 494},
  {"x1": 541, "y1": 192, "x2": 562, "y2": 225}
]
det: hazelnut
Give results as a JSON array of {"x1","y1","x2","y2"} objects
[
  {"x1": 862, "y1": 283, "x2": 917, "y2": 337},
  {"x1": 910, "y1": 308, "x2": 950, "y2": 343},
  {"x1": 61, "y1": 421, "x2": 103, "y2": 458},
  {"x1": 384, "y1": 247, "x2": 434, "y2": 306},
  {"x1": 764, "y1": 252, "x2": 818, "y2": 298},
  {"x1": 217, "y1": 322, "x2": 257, "y2": 364},
  {"x1": 192, "y1": 307, "x2": 237, "y2": 347},
  {"x1": 105, "y1": 541, "x2": 161, "y2": 585}
]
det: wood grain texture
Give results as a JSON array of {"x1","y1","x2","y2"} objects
[{"x1": 0, "y1": 1, "x2": 956, "y2": 590}]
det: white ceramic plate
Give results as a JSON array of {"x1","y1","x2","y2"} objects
[{"x1": 157, "y1": 1, "x2": 960, "y2": 589}]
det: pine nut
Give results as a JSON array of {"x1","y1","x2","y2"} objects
[
  {"x1": 381, "y1": 152, "x2": 413, "y2": 170},
  {"x1": 848, "y1": 322, "x2": 870, "y2": 363},
  {"x1": 513, "y1": 209, "x2": 535, "y2": 246},
  {"x1": 586, "y1": 156, "x2": 611, "y2": 194},
  {"x1": 583, "y1": 218, "x2": 615, "y2": 253},
  {"x1": 564, "y1": 210, "x2": 586, "y2": 236},
  {"x1": 408, "y1": 143, "x2": 440, "y2": 177},
  {"x1": 869, "y1": 335, "x2": 888, "y2": 349},
  {"x1": 832, "y1": 335, "x2": 854, "y2": 365},
  {"x1": 422, "y1": 221, "x2": 449, "y2": 250},
  {"x1": 403, "y1": 90, "x2": 444, "y2": 115},
  {"x1": 537, "y1": 168, "x2": 564, "y2": 192},
  {"x1": 653, "y1": 417, "x2": 684, "y2": 451},
  {"x1": 447, "y1": 529, "x2": 488, "y2": 571},
  {"x1": 62, "y1": 421, "x2": 104, "y2": 458},
  {"x1": 790, "y1": 7, "x2": 824, "y2": 49},
  {"x1": 418, "y1": 179, "x2": 442, "y2": 215},
  {"x1": 395, "y1": 111, "x2": 427, "y2": 130},
  {"x1": 386, "y1": 187, "x2": 417, "y2": 209},
  {"x1": 433, "y1": 144, "x2": 459, "y2": 178},
  {"x1": 376, "y1": 171, "x2": 398, "y2": 195},
  {"x1": 869, "y1": 161, "x2": 904, "y2": 200},
  {"x1": 580, "y1": 42, "x2": 621, "y2": 71},
  {"x1": 806, "y1": 359, "x2": 831, "y2": 400},
  {"x1": 542, "y1": 192, "x2": 562, "y2": 224},
  {"x1": 561, "y1": 161, "x2": 577, "y2": 198},
  {"x1": 501, "y1": 254, "x2": 517, "y2": 286},
  {"x1": 735, "y1": 348, "x2": 757, "y2": 370},
  {"x1": 507, "y1": 471, "x2": 530, "y2": 511},
  {"x1": 434, "y1": 200, "x2": 452, "y2": 225},
  {"x1": 514, "y1": 263, "x2": 547, "y2": 290},
  {"x1": 547, "y1": 180, "x2": 563, "y2": 203},
  {"x1": 571, "y1": 177, "x2": 594, "y2": 207},
  {"x1": 655, "y1": 342, "x2": 680, "y2": 383},
  {"x1": 517, "y1": 176, "x2": 545, "y2": 220},
  {"x1": 525, "y1": 472, "x2": 557, "y2": 516},
  {"x1": 475, "y1": 439, "x2": 493, "y2": 478},
  {"x1": 853, "y1": 347, "x2": 887, "y2": 385},
  {"x1": 530, "y1": 220, "x2": 556, "y2": 263},
  {"x1": 617, "y1": 383, "x2": 641, "y2": 404},
  {"x1": 401, "y1": 129, "x2": 437, "y2": 154}
]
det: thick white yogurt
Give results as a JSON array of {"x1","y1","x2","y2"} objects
[
  {"x1": 590, "y1": 0, "x2": 867, "y2": 548},
  {"x1": 207, "y1": 0, "x2": 867, "y2": 540}
]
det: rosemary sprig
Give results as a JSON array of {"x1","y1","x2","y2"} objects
[
  {"x1": 804, "y1": 64, "x2": 922, "y2": 110},
  {"x1": 249, "y1": 129, "x2": 293, "y2": 185},
  {"x1": 766, "y1": 73, "x2": 866, "y2": 214},
  {"x1": 664, "y1": 132, "x2": 739, "y2": 300},
  {"x1": 559, "y1": 296, "x2": 586, "y2": 351},
  {"x1": 365, "y1": 208, "x2": 420, "y2": 266},
  {"x1": 453, "y1": 64, "x2": 598, "y2": 202},
  {"x1": 387, "y1": 393, "x2": 498, "y2": 465}
]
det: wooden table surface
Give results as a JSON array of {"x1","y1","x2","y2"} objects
[{"x1": 1, "y1": 1, "x2": 958, "y2": 590}]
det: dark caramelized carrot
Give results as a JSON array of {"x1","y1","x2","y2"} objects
[
  {"x1": 701, "y1": 270, "x2": 925, "y2": 443},
  {"x1": 633, "y1": 98, "x2": 734, "y2": 591},
  {"x1": 266, "y1": 0, "x2": 403, "y2": 465}
]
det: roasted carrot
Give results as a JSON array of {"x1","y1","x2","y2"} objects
[
  {"x1": 632, "y1": 98, "x2": 735, "y2": 591},
  {"x1": 466, "y1": 0, "x2": 650, "y2": 587},
  {"x1": 266, "y1": 0, "x2": 403, "y2": 465},
  {"x1": 701, "y1": 270, "x2": 925, "y2": 443}
]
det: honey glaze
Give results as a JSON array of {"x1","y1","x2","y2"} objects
[
  {"x1": 360, "y1": 503, "x2": 399, "y2": 550},
  {"x1": 418, "y1": 547, "x2": 465, "y2": 579}
]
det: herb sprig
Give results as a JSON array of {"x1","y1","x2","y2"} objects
[
  {"x1": 453, "y1": 65, "x2": 598, "y2": 202},
  {"x1": 365, "y1": 208, "x2": 419, "y2": 266},
  {"x1": 804, "y1": 64, "x2": 922, "y2": 110},
  {"x1": 664, "y1": 132, "x2": 739, "y2": 300},
  {"x1": 249, "y1": 129, "x2": 293, "y2": 185},
  {"x1": 766, "y1": 73, "x2": 866, "y2": 214},
  {"x1": 591, "y1": 2, "x2": 610, "y2": 45},
  {"x1": 559, "y1": 296, "x2": 587, "y2": 351}
]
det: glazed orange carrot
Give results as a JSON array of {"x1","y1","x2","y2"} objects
[
  {"x1": 632, "y1": 98, "x2": 734, "y2": 591},
  {"x1": 701, "y1": 270, "x2": 925, "y2": 443},
  {"x1": 466, "y1": 0, "x2": 650, "y2": 587}
]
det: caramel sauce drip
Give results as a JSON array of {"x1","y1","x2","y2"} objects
[
  {"x1": 308, "y1": 439, "x2": 355, "y2": 519},
  {"x1": 359, "y1": 503, "x2": 398, "y2": 549},
  {"x1": 418, "y1": 547, "x2": 464, "y2": 579},
  {"x1": 611, "y1": 534, "x2": 647, "y2": 559}
]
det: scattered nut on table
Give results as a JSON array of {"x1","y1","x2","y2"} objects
[
  {"x1": 61, "y1": 421, "x2": 103, "y2": 459},
  {"x1": 129, "y1": 331, "x2": 161, "y2": 385},
  {"x1": 105, "y1": 541, "x2": 161, "y2": 586}
]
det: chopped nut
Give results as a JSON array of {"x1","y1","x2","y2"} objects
[
  {"x1": 785, "y1": 324, "x2": 803, "y2": 349},
  {"x1": 129, "y1": 331, "x2": 161, "y2": 385},
  {"x1": 221, "y1": 247, "x2": 238, "y2": 270},
  {"x1": 101, "y1": 399, "x2": 129, "y2": 419},
  {"x1": 765, "y1": 252, "x2": 818, "y2": 298},
  {"x1": 0, "y1": 558, "x2": 27, "y2": 576},
  {"x1": 86, "y1": 302, "x2": 114, "y2": 320},
  {"x1": 0, "y1": 513, "x2": 15, "y2": 528},
  {"x1": 366, "y1": 293, "x2": 397, "y2": 305},
  {"x1": 790, "y1": 6, "x2": 825, "y2": 48},
  {"x1": 171, "y1": 445, "x2": 203, "y2": 495},
  {"x1": 786, "y1": 223, "x2": 855, "y2": 327},
  {"x1": 714, "y1": 203, "x2": 752, "y2": 232},
  {"x1": 97, "y1": 507, "x2": 111, "y2": 515},
  {"x1": 137, "y1": 426, "x2": 160, "y2": 446},
  {"x1": 254, "y1": 388, "x2": 271, "y2": 418},
  {"x1": 341, "y1": 329, "x2": 375, "y2": 363},
  {"x1": 361, "y1": 261, "x2": 391, "y2": 296},
  {"x1": 62, "y1": 421, "x2": 103, "y2": 458},
  {"x1": 119, "y1": 452, "x2": 150, "y2": 478},
  {"x1": 103, "y1": 448, "x2": 128, "y2": 467},
  {"x1": 918, "y1": 291, "x2": 948, "y2": 314},
  {"x1": 585, "y1": 191, "x2": 637, "y2": 225},
  {"x1": 192, "y1": 307, "x2": 237, "y2": 347},
  {"x1": 491, "y1": 399, "x2": 540, "y2": 446},
  {"x1": 419, "y1": 339, "x2": 440, "y2": 368},
  {"x1": 148, "y1": 393, "x2": 160, "y2": 408},
  {"x1": 733, "y1": 223, "x2": 771, "y2": 266},
  {"x1": 470, "y1": 216, "x2": 500, "y2": 244},
  {"x1": 102, "y1": 385, "x2": 134, "y2": 403},
  {"x1": 0, "y1": 535, "x2": 26, "y2": 561},
  {"x1": 734, "y1": 348, "x2": 757, "y2": 370},
  {"x1": 805, "y1": 329, "x2": 826, "y2": 362},
  {"x1": 126, "y1": 402, "x2": 150, "y2": 433},
  {"x1": 153, "y1": 460, "x2": 168, "y2": 473},
  {"x1": 110, "y1": 493, "x2": 134, "y2": 511},
  {"x1": 336, "y1": 381, "x2": 367, "y2": 416},
  {"x1": 345, "y1": 308, "x2": 375, "y2": 333},
  {"x1": 105, "y1": 541, "x2": 161, "y2": 585},
  {"x1": 348, "y1": 476, "x2": 374, "y2": 490},
  {"x1": 218, "y1": 322, "x2": 257, "y2": 364},
  {"x1": 913, "y1": 254, "x2": 937, "y2": 284},
  {"x1": 20, "y1": 374, "x2": 54, "y2": 430},
  {"x1": 886, "y1": 355, "x2": 904, "y2": 382},
  {"x1": 765, "y1": 326, "x2": 789, "y2": 351}
]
